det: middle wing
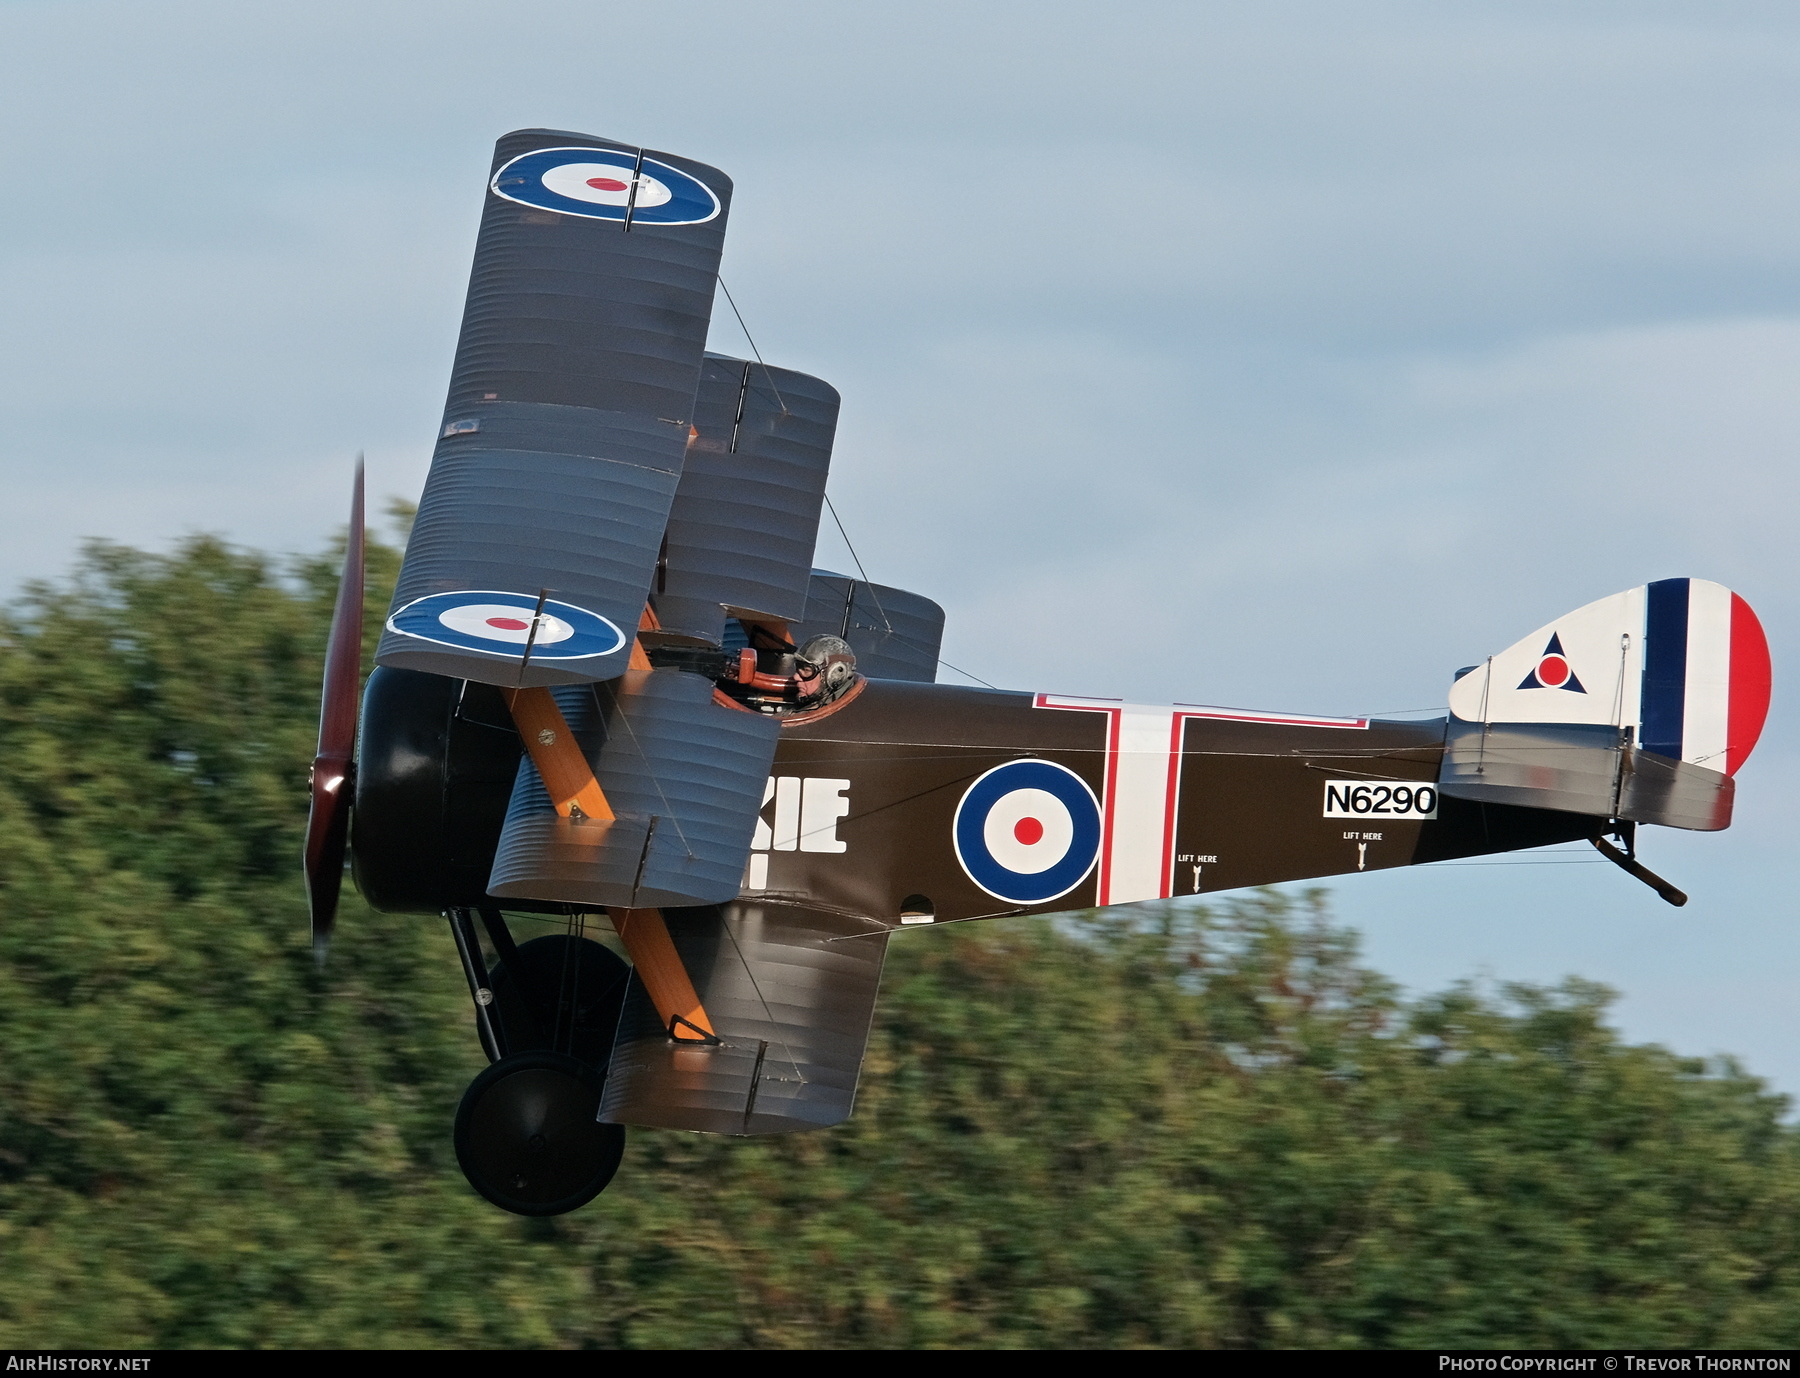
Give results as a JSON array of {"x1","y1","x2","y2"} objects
[{"x1": 652, "y1": 354, "x2": 841, "y2": 645}]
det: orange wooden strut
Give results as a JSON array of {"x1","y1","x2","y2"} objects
[
  {"x1": 502, "y1": 687, "x2": 613, "y2": 821},
  {"x1": 629, "y1": 603, "x2": 659, "y2": 670},
  {"x1": 609, "y1": 907, "x2": 716, "y2": 1040},
  {"x1": 505, "y1": 602, "x2": 664, "y2": 813},
  {"x1": 510, "y1": 604, "x2": 716, "y2": 1042}
]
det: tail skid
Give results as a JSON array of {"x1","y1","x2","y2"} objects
[{"x1": 1591, "y1": 833, "x2": 1687, "y2": 907}]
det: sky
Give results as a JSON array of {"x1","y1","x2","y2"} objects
[{"x1": 2, "y1": 1, "x2": 1797, "y2": 1092}]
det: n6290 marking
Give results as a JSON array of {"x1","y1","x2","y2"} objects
[{"x1": 1322, "y1": 781, "x2": 1438, "y2": 819}]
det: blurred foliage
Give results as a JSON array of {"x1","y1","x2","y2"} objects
[{"x1": 0, "y1": 532, "x2": 1796, "y2": 1349}]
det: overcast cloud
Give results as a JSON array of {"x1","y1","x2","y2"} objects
[{"x1": 2, "y1": 0, "x2": 1797, "y2": 1090}]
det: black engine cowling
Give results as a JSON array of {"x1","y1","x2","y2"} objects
[{"x1": 351, "y1": 666, "x2": 546, "y2": 913}]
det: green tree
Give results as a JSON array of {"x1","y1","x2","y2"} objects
[{"x1": 0, "y1": 533, "x2": 1794, "y2": 1348}]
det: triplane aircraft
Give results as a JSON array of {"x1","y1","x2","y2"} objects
[{"x1": 305, "y1": 129, "x2": 1774, "y2": 1216}]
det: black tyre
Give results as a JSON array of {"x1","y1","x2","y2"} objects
[
  {"x1": 484, "y1": 933, "x2": 630, "y2": 1069},
  {"x1": 453, "y1": 1051, "x2": 626, "y2": 1216}
]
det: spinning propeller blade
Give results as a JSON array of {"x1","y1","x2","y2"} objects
[{"x1": 306, "y1": 459, "x2": 365, "y2": 954}]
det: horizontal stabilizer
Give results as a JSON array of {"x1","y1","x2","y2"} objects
[
  {"x1": 788, "y1": 570, "x2": 945, "y2": 682},
  {"x1": 1448, "y1": 578, "x2": 1771, "y2": 776},
  {"x1": 1439, "y1": 719, "x2": 1734, "y2": 831},
  {"x1": 652, "y1": 355, "x2": 841, "y2": 645},
  {"x1": 487, "y1": 669, "x2": 779, "y2": 909},
  {"x1": 377, "y1": 129, "x2": 733, "y2": 688},
  {"x1": 601, "y1": 903, "x2": 889, "y2": 1135}
]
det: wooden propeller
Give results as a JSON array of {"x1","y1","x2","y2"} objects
[{"x1": 305, "y1": 459, "x2": 365, "y2": 956}]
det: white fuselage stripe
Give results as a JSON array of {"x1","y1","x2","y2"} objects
[
  {"x1": 1107, "y1": 705, "x2": 1180, "y2": 905},
  {"x1": 1035, "y1": 694, "x2": 1369, "y2": 906}
]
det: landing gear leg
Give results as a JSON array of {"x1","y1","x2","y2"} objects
[
  {"x1": 447, "y1": 906, "x2": 504, "y2": 1062},
  {"x1": 446, "y1": 907, "x2": 631, "y2": 1215}
]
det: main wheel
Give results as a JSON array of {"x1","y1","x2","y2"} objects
[
  {"x1": 484, "y1": 933, "x2": 630, "y2": 1069},
  {"x1": 453, "y1": 1051, "x2": 626, "y2": 1216}
]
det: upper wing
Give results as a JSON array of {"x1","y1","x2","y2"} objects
[{"x1": 377, "y1": 129, "x2": 733, "y2": 687}]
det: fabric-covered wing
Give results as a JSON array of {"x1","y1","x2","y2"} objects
[
  {"x1": 487, "y1": 669, "x2": 780, "y2": 909},
  {"x1": 600, "y1": 902, "x2": 890, "y2": 1134},
  {"x1": 377, "y1": 129, "x2": 732, "y2": 688},
  {"x1": 651, "y1": 354, "x2": 840, "y2": 645},
  {"x1": 788, "y1": 570, "x2": 945, "y2": 682}
]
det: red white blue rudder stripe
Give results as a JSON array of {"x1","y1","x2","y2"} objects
[
  {"x1": 1640, "y1": 578, "x2": 1772, "y2": 774},
  {"x1": 1447, "y1": 578, "x2": 1771, "y2": 775}
]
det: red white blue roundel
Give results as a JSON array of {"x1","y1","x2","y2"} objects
[
  {"x1": 1517, "y1": 632, "x2": 1586, "y2": 693},
  {"x1": 386, "y1": 591, "x2": 626, "y2": 661},
  {"x1": 489, "y1": 147, "x2": 720, "y2": 225},
  {"x1": 953, "y1": 760, "x2": 1102, "y2": 906}
]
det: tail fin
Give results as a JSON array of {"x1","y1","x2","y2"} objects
[{"x1": 1448, "y1": 578, "x2": 1771, "y2": 775}]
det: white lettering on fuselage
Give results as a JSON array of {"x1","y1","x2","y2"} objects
[{"x1": 745, "y1": 777, "x2": 851, "y2": 891}]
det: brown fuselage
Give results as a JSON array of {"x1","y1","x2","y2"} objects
[
  {"x1": 745, "y1": 679, "x2": 1596, "y2": 929},
  {"x1": 351, "y1": 669, "x2": 1599, "y2": 923}
]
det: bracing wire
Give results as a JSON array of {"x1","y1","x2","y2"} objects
[
  {"x1": 714, "y1": 912, "x2": 808, "y2": 1084},
  {"x1": 831, "y1": 615, "x2": 998, "y2": 688},
  {"x1": 937, "y1": 658, "x2": 999, "y2": 690},
  {"x1": 716, "y1": 277, "x2": 790, "y2": 415},
  {"x1": 719, "y1": 276, "x2": 1001, "y2": 690},
  {"x1": 589, "y1": 682, "x2": 697, "y2": 862},
  {"x1": 822, "y1": 493, "x2": 893, "y2": 633}
]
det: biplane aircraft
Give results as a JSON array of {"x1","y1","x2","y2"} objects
[{"x1": 304, "y1": 129, "x2": 1774, "y2": 1216}]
